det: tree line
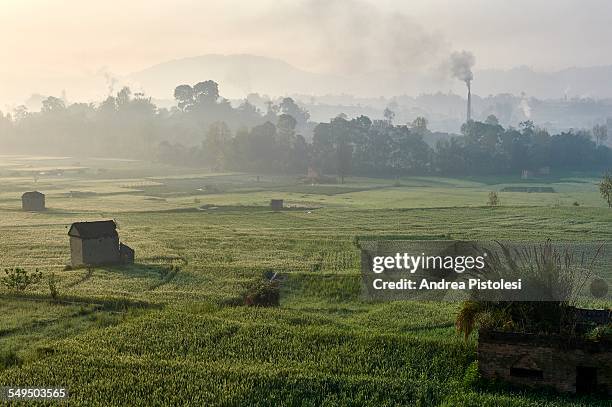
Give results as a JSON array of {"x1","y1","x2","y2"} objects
[{"x1": 1, "y1": 80, "x2": 610, "y2": 178}]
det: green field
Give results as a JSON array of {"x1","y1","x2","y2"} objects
[{"x1": 0, "y1": 156, "x2": 610, "y2": 406}]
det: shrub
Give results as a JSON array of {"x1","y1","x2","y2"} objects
[
  {"x1": 1, "y1": 268, "x2": 42, "y2": 291},
  {"x1": 244, "y1": 279, "x2": 280, "y2": 307},
  {"x1": 487, "y1": 191, "x2": 500, "y2": 206},
  {"x1": 599, "y1": 171, "x2": 612, "y2": 207},
  {"x1": 585, "y1": 325, "x2": 612, "y2": 342},
  {"x1": 48, "y1": 272, "x2": 60, "y2": 301}
]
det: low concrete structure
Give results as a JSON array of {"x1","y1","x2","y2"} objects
[
  {"x1": 478, "y1": 330, "x2": 611, "y2": 396},
  {"x1": 270, "y1": 199, "x2": 284, "y2": 211},
  {"x1": 22, "y1": 191, "x2": 45, "y2": 211},
  {"x1": 68, "y1": 220, "x2": 134, "y2": 267}
]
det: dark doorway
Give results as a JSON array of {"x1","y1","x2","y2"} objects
[{"x1": 576, "y1": 366, "x2": 597, "y2": 394}]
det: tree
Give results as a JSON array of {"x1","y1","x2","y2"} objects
[
  {"x1": 277, "y1": 114, "x2": 297, "y2": 139},
  {"x1": 116, "y1": 87, "x2": 132, "y2": 107},
  {"x1": 600, "y1": 172, "x2": 612, "y2": 207},
  {"x1": 336, "y1": 139, "x2": 353, "y2": 184},
  {"x1": 193, "y1": 80, "x2": 219, "y2": 104},
  {"x1": 41, "y1": 96, "x2": 65, "y2": 113},
  {"x1": 279, "y1": 97, "x2": 309, "y2": 126},
  {"x1": 487, "y1": 191, "x2": 500, "y2": 206},
  {"x1": 174, "y1": 85, "x2": 194, "y2": 111},
  {"x1": 484, "y1": 114, "x2": 499, "y2": 126},
  {"x1": 410, "y1": 116, "x2": 428, "y2": 134},
  {"x1": 383, "y1": 107, "x2": 395, "y2": 125},
  {"x1": 204, "y1": 121, "x2": 232, "y2": 171},
  {"x1": 593, "y1": 124, "x2": 608, "y2": 146}
]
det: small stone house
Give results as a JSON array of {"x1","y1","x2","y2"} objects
[
  {"x1": 270, "y1": 199, "x2": 284, "y2": 211},
  {"x1": 22, "y1": 191, "x2": 45, "y2": 211},
  {"x1": 68, "y1": 220, "x2": 134, "y2": 267},
  {"x1": 478, "y1": 329, "x2": 612, "y2": 396}
]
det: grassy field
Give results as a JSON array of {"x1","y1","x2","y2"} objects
[{"x1": 0, "y1": 156, "x2": 610, "y2": 406}]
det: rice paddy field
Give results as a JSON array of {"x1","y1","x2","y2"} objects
[{"x1": 0, "y1": 155, "x2": 610, "y2": 406}]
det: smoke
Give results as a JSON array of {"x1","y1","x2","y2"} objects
[
  {"x1": 449, "y1": 50, "x2": 475, "y2": 84},
  {"x1": 520, "y1": 95, "x2": 532, "y2": 118},
  {"x1": 253, "y1": 0, "x2": 448, "y2": 75},
  {"x1": 97, "y1": 67, "x2": 118, "y2": 96}
]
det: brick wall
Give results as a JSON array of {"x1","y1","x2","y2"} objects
[{"x1": 478, "y1": 331, "x2": 612, "y2": 396}]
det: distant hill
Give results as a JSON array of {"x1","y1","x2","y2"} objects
[
  {"x1": 476, "y1": 65, "x2": 612, "y2": 99},
  {"x1": 127, "y1": 54, "x2": 612, "y2": 101},
  {"x1": 126, "y1": 54, "x2": 337, "y2": 100}
]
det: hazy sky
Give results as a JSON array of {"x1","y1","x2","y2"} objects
[{"x1": 1, "y1": 0, "x2": 611, "y2": 105}]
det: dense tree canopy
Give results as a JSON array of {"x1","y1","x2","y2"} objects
[{"x1": 0, "y1": 81, "x2": 610, "y2": 179}]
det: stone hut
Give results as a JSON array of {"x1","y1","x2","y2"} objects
[
  {"x1": 478, "y1": 329, "x2": 611, "y2": 396},
  {"x1": 68, "y1": 220, "x2": 134, "y2": 267},
  {"x1": 22, "y1": 191, "x2": 45, "y2": 211},
  {"x1": 270, "y1": 199, "x2": 284, "y2": 211}
]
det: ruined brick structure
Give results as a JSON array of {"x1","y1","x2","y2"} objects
[{"x1": 478, "y1": 330, "x2": 611, "y2": 396}]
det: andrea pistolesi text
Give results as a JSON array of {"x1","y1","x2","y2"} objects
[{"x1": 370, "y1": 253, "x2": 522, "y2": 292}]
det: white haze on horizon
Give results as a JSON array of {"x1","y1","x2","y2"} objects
[{"x1": 1, "y1": 0, "x2": 612, "y2": 108}]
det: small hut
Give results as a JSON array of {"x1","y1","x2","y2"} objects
[
  {"x1": 22, "y1": 191, "x2": 45, "y2": 211},
  {"x1": 68, "y1": 220, "x2": 134, "y2": 267},
  {"x1": 270, "y1": 199, "x2": 284, "y2": 211}
]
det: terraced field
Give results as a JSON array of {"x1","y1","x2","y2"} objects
[{"x1": 0, "y1": 156, "x2": 610, "y2": 405}]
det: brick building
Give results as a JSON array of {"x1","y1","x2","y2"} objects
[{"x1": 478, "y1": 330, "x2": 611, "y2": 396}]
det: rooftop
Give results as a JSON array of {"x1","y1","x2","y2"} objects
[{"x1": 68, "y1": 220, "x2": 118, "y2": 239}]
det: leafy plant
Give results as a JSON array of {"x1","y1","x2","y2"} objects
[
  {"x1": 584, "y1": 324, "x2": 612, "y2": 342},
  {"x1": 1, "y1": 268, "x2": 42, "y2": 291},
  {"x1": 244, "y1": 279, "x2": 280, "y2": 307},
  {"x1": 600, "y1": 171, "x2": 612, "y2": 207},
  {"x1": 487, "y1": 191, "x2": 499, "y2": 206},
  {"x1": 48, "y1": 272, "x2": 60, "y2": 301}
]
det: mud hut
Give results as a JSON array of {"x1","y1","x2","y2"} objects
[
  {"x1": 68, "y1": 220, "x2": 134, "y2": 267},
  {"x1": 270, "y1": 199, "x2": 284, "y2": 211},
  {"x1": 22, "y1": 191, "x2": 45, "y2": 211}
]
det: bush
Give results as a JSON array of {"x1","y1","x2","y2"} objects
[
  {"x1": 1, "y1": 268, "x2": 42, "y2": 291},
  {"x1": 487, "y1": 191, "x2": 500, "y2": 206},
  {"x1": 244, "y1": 279, "x2": 280, "y2": 307},
  {"x1": 585, "y1": 325, "x2": 612, "y2": 342},
  {"x1": 48, "y1": 272, "x2": 60, "y2": 301}
]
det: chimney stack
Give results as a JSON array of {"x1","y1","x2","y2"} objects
[{"x1": 466, "y1": 81, "x2": 472, "y2": 122}]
